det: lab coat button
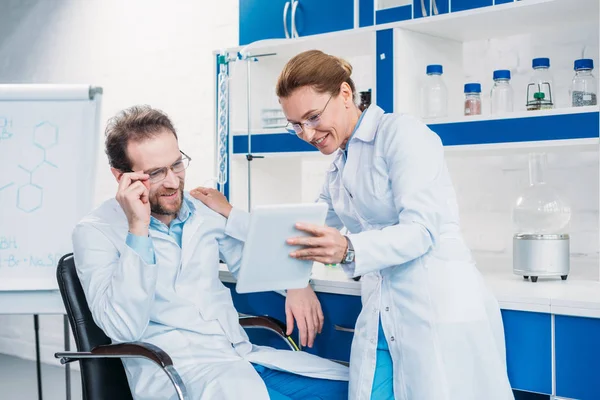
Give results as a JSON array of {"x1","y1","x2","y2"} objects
[
  {"x1": 385, "y1": 307, "x2": 390, "y2": 312},
  {"x1": 370, "y1": 339, "x2": 375, "y2": 344},
  {"x1": 390, "y1": 336, "x2": 395, "y2": 341}
]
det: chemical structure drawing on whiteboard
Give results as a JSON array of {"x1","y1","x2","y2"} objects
[
  {"x1": 15, "y1": 121, "x2": 59, "y2": 213},
  {"x1": 0, "y1": 117, "x2": 13, "y2": 141}
]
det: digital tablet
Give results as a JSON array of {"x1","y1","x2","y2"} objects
[{"x1": 235, "y1": 202, "x2": 328, "y2": 294}]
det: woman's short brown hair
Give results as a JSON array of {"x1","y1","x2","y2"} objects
[
  {"x1": 276, "y1": 50, "x2": 356, "y2": 101},
  {"x1": 105, "y1": 105, "x2": 177, "y2": 172}
]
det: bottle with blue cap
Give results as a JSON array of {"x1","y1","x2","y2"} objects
[
  {"x1": 464, "y1": 83, "x2": 482, "y2": 116},
  {"x1": 420, "y1": 64, "x2": 448, "y2": 119},
  {"x1": 491, "y1": 70, "x2": 513, "y2": 115},
  {"x1": 527, "y1": 57, "x2": 554, "y2": 111},
  {"x1": 570, "y1": 59, "x2": 597, "y2": 107}
]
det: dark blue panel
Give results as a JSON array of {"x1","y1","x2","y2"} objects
[
  {"x1": 376, "y1": 29, "x2": 394, "y2": 113},
  {"x1": 495, "y1": 0, "x2": 514, "y2": 4},
  {"x1": 556, "y1": 315, "x2": 600, "y2": 399},
  {"x1": 451, "y1": 0, "x2": 493, "y2": 12},
  {"x1": 233, "y1": 133, "x2": 316, "y2": 154},
  {"x1": 376, "y1": 5, "x2": 412, "y2": 24},
  {"x1": 294, "y1": 0, "x2": 354, "y2": 36},
  {"x1": 502, "y1": 310, "x2": 552, "y2": 394},
  {"x1": 359, "y1": 0, "x2": 374, "y2": 27},
  {"x1": 413, "y1": 0, "x2": 428, "y2": 18},
  {"x1": 303, "y1": 292, "x2": 362, "y2": 362},
  {"x1": 429, "y1": 111, "x2": 599, "y2": 146},
  {"x1": 433, "y1": 0, "x2": 449, "y2": 15},
  {"x1": 233, "y1": 112, "x2": 599, "y2": 154},
  {"x1": 239, "y1": 0, "x2": 288, "y2": 45}
]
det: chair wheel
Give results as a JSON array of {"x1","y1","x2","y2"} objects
[
  {"x1": 523, "y1": 276, "x2": 529, "y2": 280},
  {"x1": 530, "y1": 276, "x2": 538, "y2": 283},
  {"x1": 561, "y1": 275, "x2": 568, "y2": 281}
]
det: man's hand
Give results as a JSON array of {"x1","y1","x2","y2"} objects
[
  {"x1": 115, "y1": 171, "x2": 151, "y2": 237},
  {"x1": 190, "y1": 187, "x2": 233, "y2": 218},
  {"x1": 287, "y1": 223, "x2": 348, "y2": 264},
  {"x1": 285, "y1": 285, "x2": 324, "y2": 348}
]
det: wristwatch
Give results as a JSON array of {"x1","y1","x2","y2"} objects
[{"x1": 341, "y1": 236, "x2": 355, "y2": 264}]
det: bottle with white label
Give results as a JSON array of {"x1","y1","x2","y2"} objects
[{"x1": 570, "y1": 59, "x2": 597, "y2": 107}]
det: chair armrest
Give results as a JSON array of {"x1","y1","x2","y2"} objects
[
  {"x1": 239, "y1": 315, "x2": 287, "y2": 337},
  {"x1": 93, "y1": 342, "x2": 173, "y2": 368},
  {"x1": 55, "y1": 341, "x2": 172, "y2": 366},
  {"x1": 55, "y1": 342, "x2": 187, "y2": 400},
  {"x1": 238, "y1": 315, "x2": 299, "y2": 351}
]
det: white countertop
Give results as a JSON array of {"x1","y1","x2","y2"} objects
[{"x1": 219, "y1": 256, "x2": 600, "y2": 318}]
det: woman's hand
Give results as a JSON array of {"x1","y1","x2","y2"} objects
[
  {"x1": 190, "y1": 187, "x2": 233, "y2": 218},
  {"x1": 285, "y1": 286, "x2": 324, "y2": 348},
  {"x1": 287, "y1": 223, "x2": 348, "y2": 264}
]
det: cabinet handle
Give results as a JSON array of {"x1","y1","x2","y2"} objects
[
  {"x1": 334, "y1": 325, "x2": 355, "y2": 333},
  {"x1": 420, "y1": 0, "x2": 428, "y2": 17},
  {"x1": 432, "y1": 0, "x2": 439, "y2": 15},
  {"x1": 291, "y1": 0, "x2": 299, "y2": 38},
  {"x1": 283, "y1": 1, "x2": 291, "y2": 39}
]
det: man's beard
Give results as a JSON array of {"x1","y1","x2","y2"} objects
[{"x1": 150, "y1": 183, "x2": 184, "y2": 216}]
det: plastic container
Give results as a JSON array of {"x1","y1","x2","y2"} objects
[
  {"x1": 570, "y1": 59, "x2": 597, "y2": 107},
  {"x1": 464, "y1": 83, "x2": 482, "y2": 116},
  {"x1": 420, "y1": 65, "x2": 448, "y2": 119},
  {"x1": 527, "y1": 58, "x2": 554, "y2": 110},
  {"x1": 491, "y1": 70, "x2": 514, "y2": 115}
]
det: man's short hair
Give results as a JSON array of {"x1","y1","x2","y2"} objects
[{"x1": 105, "y1": 105, "x2": 177, "y2": 172}]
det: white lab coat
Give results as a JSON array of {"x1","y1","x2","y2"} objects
[
  {"x1": 319, "y1": 105, "x2": 514, "y2": 400},
  {"x1": 72, "y1": 195, "x2": 348, "y2": 400}
]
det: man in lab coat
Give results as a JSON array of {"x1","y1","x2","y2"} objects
[{"x1": 72, "y1": 105, "x2": 348, "y2": 400}]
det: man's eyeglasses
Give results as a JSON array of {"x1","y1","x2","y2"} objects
[
  {"x1": 135, "y1": 151, "x2": 192, "y2": 184},
  {"x1": 286, "y1": 95, "x2": 333, "y2": 136}
]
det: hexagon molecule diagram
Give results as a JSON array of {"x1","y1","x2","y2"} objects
[
  {"x1": 16, "y1": 121, "x2": 59, "y2": 213},
  {"x1": 17, "y1": 184, "x2": 43, "y2": 213},
  {"x1": 34, "y1": 121, "x2": 59, "y2": 149}
]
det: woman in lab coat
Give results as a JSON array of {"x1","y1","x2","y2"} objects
[{"x1": 277, "y1": 50, "x2": 514, "y2": 399}]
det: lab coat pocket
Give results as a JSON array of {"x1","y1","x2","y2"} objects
[{"x1": 426, "y1": 258, "x2": 487, "y2": 324}]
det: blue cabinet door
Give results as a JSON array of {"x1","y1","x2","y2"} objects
[
  {"x1": 376, "y1": 4, "x2": 412, "y2": 24},
  {"x1": 293, "y1": 0, "x2": 354, "y2": 37},
  {"x1": 555, "y1": 315, "x2": 600, "y2": 400},
  {"x1": 414, "y1": 0, "x2": 427, "y2": 18},
  {"x1": 413, "y1": 0, "x2": 449, "y2": 18},
  {"x1": 303, "y1": 292, "x2": 362, "y2": 363},
  {"x1": 239, "y1": 0, "x2": 290, "y2": 45},
  {"x1": 502, "y1": 310, "x2": 552, "y2": 394},
  {"x1": 450, "y1": 0, "x2": 493, "y2": 12}
]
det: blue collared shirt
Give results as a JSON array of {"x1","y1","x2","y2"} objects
[{"x1": 125, "y1": 196, "x2": 195, "y2": 264}]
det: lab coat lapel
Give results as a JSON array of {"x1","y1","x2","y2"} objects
[{"x1": 180, "y1": 211, "x2": 203, "y2": 266}]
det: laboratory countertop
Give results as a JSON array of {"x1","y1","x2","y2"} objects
[{"x1": 218, "y1": 256, "x2": 600, "y2": 319}]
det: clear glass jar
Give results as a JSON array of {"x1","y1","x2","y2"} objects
[
  {"x1": 420, "y1": 64, "x2": 448, "y2": 119},
  {"x1": 527, "y1": 58, "x2": 554, "y2": 110},
  {"x1": 464, "y1": 83, "x2": 482, "y2": 116},
  {"x1": 513, "y1": 153, "x2": 571, "y2": 234},
  {"x1": 570, "y1": 59, "x2": 597, "y2": 107},
  {"x1": 491, "y1": 70, "x2": 514, "y2": 115}
]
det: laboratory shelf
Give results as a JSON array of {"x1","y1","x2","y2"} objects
[
  {"x1": 232, "y1": 107, "x2": 599, "y2": 155},
  {"x1": 382, "y1": 0, "x2": 599, "y2": 42}
]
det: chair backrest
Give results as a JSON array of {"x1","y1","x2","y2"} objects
[{"x1": 57, "y1": 253, "x2": 133, "y2": 400}]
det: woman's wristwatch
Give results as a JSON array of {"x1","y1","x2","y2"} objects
[{"x1": 341, "y1": 236, "x2": 355, "y2": 264}]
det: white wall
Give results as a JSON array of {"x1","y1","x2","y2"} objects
[{"x1": 0, "y1": 0, "x2": 238, "y2": 366}]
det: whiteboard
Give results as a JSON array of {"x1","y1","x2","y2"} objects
[{"x1": 0, "y1": 85, "x2": 102, "y2": 290}]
